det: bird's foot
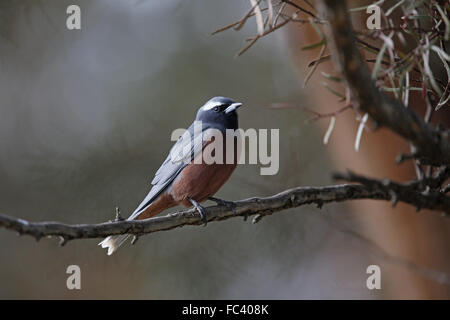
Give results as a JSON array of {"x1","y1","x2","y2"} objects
[
  {"x1": 208, "y1": 197, "x2": 242, "y2": 218},
  {"x1": 188, "y1": 197, "x2": 208, "y2": 226}
]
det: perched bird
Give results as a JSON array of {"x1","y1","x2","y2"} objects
[{"x1": 100, "y1": 96, "x2": 243, "y2": 255}]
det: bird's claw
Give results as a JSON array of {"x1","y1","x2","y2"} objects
[
  {"x1": 188, "y1": 197, "x2": 208, "y2": 226},
  {"x1": 197, "y1": 206, "x2": 208, "y2": 227}
]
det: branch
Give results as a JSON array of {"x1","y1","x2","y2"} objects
[
  {"x1": 280, "y1": 0, "x2": 318, "y2": 20},
  {"x1": 318, "y1": 0, "x2": 450, "y2": 166},
  {"x1": 1, "y1": 178, "x2": 450, "y2": 245},
  {"x1": 334, "y1": 170, "x2": 450, "y2": 212}
]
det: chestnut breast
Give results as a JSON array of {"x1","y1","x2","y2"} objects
[{"x1": 169, "y1": 134, "x2": 240, "y2": 206}]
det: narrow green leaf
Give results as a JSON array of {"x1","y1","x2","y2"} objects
[
  {"x1": 322, "y1": 81, "x2": 345, "y2": 99},
  {"x1": 435, "y1": 3, "x2": 450, "y2": 41},
  {"x1": 372, "y1": 42, "x2": 388, "y2": 79},
  {"x1": 386, "y1": 0, "x2": 405, "y2": 16},
  {"x1": 321, "y1": 72, "x2": 342, "y2": 82},
  {"x1": 302, "y1": 39, "x2": 325, "y2": 51}
]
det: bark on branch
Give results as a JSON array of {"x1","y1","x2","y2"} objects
[
  {"x1": 1, "y1": 1, "x2": 450, "y2": 246},
  {"x1": 1, "y1": 177, "x2": 449, "y2": 245},
  {"x1": 318, "y1": 0, "x2": 450, "y2": 165}
]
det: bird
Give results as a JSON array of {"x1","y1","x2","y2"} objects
[{"x1": 99, "y1": 96, "x2": 243, "y2": 255}]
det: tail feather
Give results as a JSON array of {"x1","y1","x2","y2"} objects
[
  {"x1": 99, "y1": 186, "x2": 165, "y2": 255},
  {"x1": 99, "y1": 234, "x2": 131, "y2": 255}
]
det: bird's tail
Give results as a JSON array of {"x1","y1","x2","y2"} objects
[
  {"x1": 98, "y1": 187, "x2": 165, "y2": 255},
  {"x1": 99, "y1": 234, "x2": 131, "y2": 256}
]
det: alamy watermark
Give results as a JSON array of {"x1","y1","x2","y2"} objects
[
  {"x1": 66, "y1": 5, "x2": 81, "y2": 30},
  {"x1": 66, "y1": 265, "x2": 81, "y2": 290},
  {"x1": 366, "y1": 265, "x2": 381, "y2": 290},
  {"x1": 366, "y1": 4, "x2": 381, "y2": 30},
  {"x1": 170, "y1": 121, "x2": 279, "y2": 176}
]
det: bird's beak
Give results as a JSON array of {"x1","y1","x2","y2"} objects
[{"x1": 225, "y1": 102, "x2": 243, "y2": 114}]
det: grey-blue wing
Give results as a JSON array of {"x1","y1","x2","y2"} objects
[
  {"x1": 127, "y1": 123, "x2": 211, "y2": 220},
  {"x1": 126, "y1": 157, "x2": 185, "y2": 220}
]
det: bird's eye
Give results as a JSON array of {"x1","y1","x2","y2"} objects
[{"x1": 213, "y1": 106, "x2": 220, "y2": 112}]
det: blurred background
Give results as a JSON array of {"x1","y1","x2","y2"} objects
[{"x1": 0, "y1": 0, "x2": 448, "y2": 299}]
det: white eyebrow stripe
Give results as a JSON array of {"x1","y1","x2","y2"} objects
[{"x1": 202, "y1": 100, "x2": 223, "y2": 111}]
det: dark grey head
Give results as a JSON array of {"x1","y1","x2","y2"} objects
[{"x1": 195, "y1": 96, "x2": 243, "y2": 130}]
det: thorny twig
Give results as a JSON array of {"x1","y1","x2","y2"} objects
[
  {"x1": 213, "y1": 1, "x2": 324, "y2": 57},
  {"x1": 2, "y1": 175, "x2": 450, "y2": 245},
  {"x1": 216, "y1": 0, "x2": 450, "y2": 157}
]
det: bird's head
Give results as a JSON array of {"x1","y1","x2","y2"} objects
[{"x1": 195, "y1": 96, "x2": 243, "y2": 130}]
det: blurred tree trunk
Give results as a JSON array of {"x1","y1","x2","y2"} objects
[{"x1": 286, "y1": 0, "x2": 450, "y2": 298}]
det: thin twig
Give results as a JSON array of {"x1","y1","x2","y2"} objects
[
  {"x1": 2, "y1": 178, "x2": 450, "y2": 244},
  {"x1": 281, "y1": 0, "x2": 318, "y2": 19},
  {"x1": 319, "y1": 0, "x2": 450, "y2": 166}
]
